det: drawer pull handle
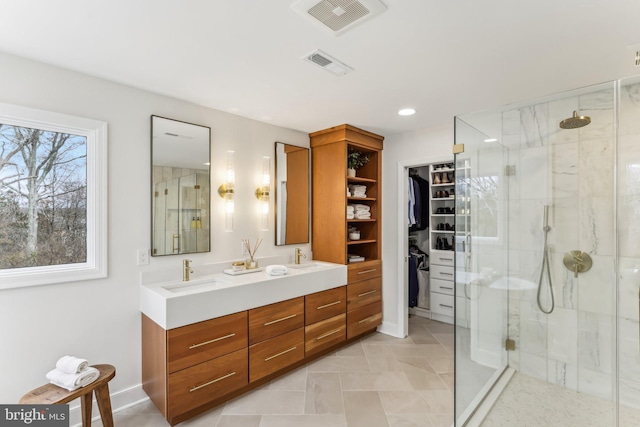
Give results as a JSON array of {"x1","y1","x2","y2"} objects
[
  {"x1": 316, "y1": 328, "x2": 343, "y2": 341},
  {"x1": 190, "y1": 371, "x2": 236, "y2": 392},
  {"x1": 439, "y1": 286, "x2": 453, "y2": 290},
  {"x1": 439, "y1": 272, "x2": 454, "y2": 276},
  {"x1": 439, "y1": 257, "x2": 453, "y2": 261},
  {"x1": 357, "y1": 269, "x2": 377, "y2": 275},
  {"x1": 189, "y1": 333, "x2": 236, "y2": 349},
  {"x1": 265, "y1": 346, "x2": 297, "y2": 362},
  {"x1": 264, "y1": 314, "x2": 297, "y2": 326},
  {"x1": 317, "y1": 301, "x2": 342, "y2": 310},
  {"x1": 439, "y1": 304, "x2": 454, "y2": 309},
  {"x1": 358, "y1": 290, "x2": 377, "y2": 297},
  {"x1": 358, "y1": 315, "x2": 379, "y2": 324}
]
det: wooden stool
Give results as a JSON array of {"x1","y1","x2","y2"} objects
[{"x1": 20, "y1": 364, "x2": 115, "y2": 427}]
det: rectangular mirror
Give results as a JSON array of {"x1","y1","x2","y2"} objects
[
  {"x1": 151, "y1": 116, "x2": 211, "y2": 256},
  {"x1": 275, "y1": 142, "x2": 310, "y2": 245}
]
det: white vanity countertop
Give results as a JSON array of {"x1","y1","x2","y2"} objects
[{"x1": 140, "y1": 260, "x2": 347, "y2": 330}]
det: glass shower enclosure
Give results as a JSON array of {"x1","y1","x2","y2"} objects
[{"x1": 454, "y1": 77, "x2": 640, "y2": 426}]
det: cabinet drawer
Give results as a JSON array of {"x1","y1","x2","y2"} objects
[
  {"x1": 431, "y1": 251, "x2": 455, "y2": 267},
  {"x1": 347, "y1": 260, "x2": 381, "y2": 283},
  {"x1": 347, "y1": 277, "x2": 381, "y2": 311},
  {"x1": 305, "y1": 313, "x2": 346, "y2": 357},
  {"x1": 430, "y1": 292, "x2": 454, "y2": 317},
  {"x1": 167, "y1": 311, "x2": 248, "y2": 374},
  {"x1": 249, "y1": 297, "x2": 304, "y2": 345},
  {"x1": 249, "y1": 328, "x2": 304, "y2": 382},
  {"x1": 347, "y1": 300, "x2": 382, "y2": 339},
  {"x1": 431, "y1": 278, "x2": 454, "y2": 296},
  {"x1": 167, "y1": 348, "x2": 248, "y2": 418},
  {"x1": 305, "y1": 286, "x2": 346, "y2": 325},
  {"x1": 431, "y1": 264, "x2": 454, "y2": 282}
]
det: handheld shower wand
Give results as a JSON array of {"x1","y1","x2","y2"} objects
[{"x1": 537, "y1": 205, "x2": 555, "y2": 314}]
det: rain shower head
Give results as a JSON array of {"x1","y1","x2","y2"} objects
[{"x1": 559, "y1": 110, "x2": 591, "y2": 129}]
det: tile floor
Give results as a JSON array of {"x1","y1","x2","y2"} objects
[
  {"x1": 96, "y1": 316, "x2": 454, "y2": 427},
  {"x1": 481, "y1": 372, "x2": 640, "y2": 427}
]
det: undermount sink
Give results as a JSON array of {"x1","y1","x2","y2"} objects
[
  {"x1": 288, "y1": 261, "x2": 332, "y2": 270},
  {"x1": 162, "y1": 279, "x2": 226, "y2": 293}
]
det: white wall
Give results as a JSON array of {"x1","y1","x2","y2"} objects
[
  {"x1": 381, "y1": 125, "x2": 454, "y2": 337},
  {"x1": 0, "y1": 52, "x2": 310, "y2": 407}
]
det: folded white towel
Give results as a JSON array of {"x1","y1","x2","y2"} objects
[
  {"x1": 355, "y1": 212, "x2": 371, "y2": 219},
  {"x1": 46, "y1": 367, "x2": 100, "y2": 391},
  {"x1": 353, "y1": 204, "x2": 370, "y2": 212},
  {"x1": 347, "y1": 213, "x2": 355, "y2": 219},
  {"x1": 56, "y1": 355, "x2": 89, "y2": 374},
  {"x1": 266, "y1": 265, "x2": 288, "y2": 276},
  {"x1": 347, "y1": 205, "x2": 355, "y2": 212}
]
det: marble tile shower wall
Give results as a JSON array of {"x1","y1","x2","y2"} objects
[
  {"x1": 618, "y1": 82, "x2": 640, "y2": 410},
  {"x1": 502, "y1": 88, "x2": 623, "y2": 404}
]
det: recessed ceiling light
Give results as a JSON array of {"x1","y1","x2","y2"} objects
[
  {"x1": 483, "y1": 138, "x2": 498, "y2": 143},
  {"x1": 398, "y1": 108, "x2": 416, "y2": 116}
]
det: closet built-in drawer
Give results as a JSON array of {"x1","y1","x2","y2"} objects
[
  {"x1": 431, "y1": 264, "x2": 454, "y2": 282},
  {"x1": 167, "y1": 348, "x2": 248, "y2": 418},
  {"x1": 347, "y1": 300, "x2": 382, "y2": 339},
  {"x1": 347, "y1": 277, "x2": 381, "y2": 312},
  {"x1": 431, "y1": 251, "x2": 455, "y2": 267},
  {"x1": 348, "y1": 260, "x2": 381, "y2": 283},
  {"x1": 249, "y1": 327, "x2": 304, "y2": 382},
  {"x1": 305, "y1": 286, "x2": 346, "y2": 325},
  {"x1": 167, "y1": 311, "x2": 248, "y2": 374},
  {"x1": 305, "y1": 313, "x2": 346, "y2": 357},
  {"x1": 249, "y1": 297, "x2": 304, "y2": 345},
  {"x1": 431, "y1": 278, "x2": 454, "y2": 296},
  {"x1": 430, "y1": 292, "x2": 454, "y2": 317}
]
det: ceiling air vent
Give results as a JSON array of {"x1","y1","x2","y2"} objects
[
  {"x1": 304, "y1": 50, "x2": 353, "y2": 76},
  {"x1": 292, "y1": 0, "x2": 386, "y2": 35}
]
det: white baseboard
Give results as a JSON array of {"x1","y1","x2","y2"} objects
[
  {"x1": 377, "y1": 321, "x2": 404, "y2": 338},
  {"x1": 68, "y1": 384, "x2": 149, "y2": 427}
]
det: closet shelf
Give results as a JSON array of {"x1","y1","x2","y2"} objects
[
  {"x1": 432, "y1": 168, "x2": 455, "y2": 173},
  {"x1": 347, "y1": 219, "x2": 377, "y2": 223},
  {"x1": 431, "y1": 197, "x2": 455, "y2": 201},
  {"x1": 431, "y1": 183, "x2": 455, "y2": 187},
  {"x1": 430, "y1": 230, "x2": 455, "y2": 234}
]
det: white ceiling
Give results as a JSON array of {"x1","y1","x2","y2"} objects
[{"x1": 1, "y1": 0, "x2": 639, "y2": 137}]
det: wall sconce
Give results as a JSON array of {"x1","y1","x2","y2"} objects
[
  {"x1": 218, "y1": 150, "x2": 235, "y2": 232},
  {"x1": 255, "y1": 156, "x2": 270, "y2": 231}
]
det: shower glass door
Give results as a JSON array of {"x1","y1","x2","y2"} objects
[{"x1": 454, "y1": 118, "x2": 509, "y2": 425}]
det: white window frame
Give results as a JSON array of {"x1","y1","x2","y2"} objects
[{"x1": 0, "y1": 102, "x2": 107, "y2": 289}]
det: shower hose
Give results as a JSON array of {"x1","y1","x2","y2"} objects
[{"x1": 537, "y1": 206, "x2": 555, "y2": 314}]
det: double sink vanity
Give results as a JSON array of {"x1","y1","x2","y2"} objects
[{"x1": 140, "y1": 257, "x2": 382, "y2": 425}]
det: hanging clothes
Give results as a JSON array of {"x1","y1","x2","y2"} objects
[
  {"x1": 408, "y1": 255, "x2": 418, "y2": 307},
  {"x1": 408, "y1": 172, "x2": 430, "y2": 231}
]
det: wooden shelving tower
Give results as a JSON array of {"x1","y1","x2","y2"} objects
[{"x1": 310, "y1": 124, "x2": 383, "y2": 267}]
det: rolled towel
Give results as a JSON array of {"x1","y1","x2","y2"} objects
[
  {"x1": 347, "y1": 205, "x2": 355, "y2": 213},
  {"x1": 265, "y1": 264, "x2": 288, "y2": 276},
  {"x1": 353, "y1": 204, "x2": 370, "y2": 212},
  {"x1": 56, "y1": 355, "x2": 89, "y2": 374},
  {"x1": 355, "y1": 212, "x2": 371, "y2": 219},
  {"x1": 347, "y1": 213, "x2": 355, "y2": 219},
  {"x1": 46, "y1": 367, "x2": 100, "y2": 391}
]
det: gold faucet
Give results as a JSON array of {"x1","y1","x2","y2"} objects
[
  {"x1": 183, "y1": 259, "x2": 193, "y2": 281},
  {"x1": 295, "y1": 248, "x2": 306, "y2": 265}
]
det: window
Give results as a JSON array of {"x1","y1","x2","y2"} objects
[{"x1": 0, "y1": 103, "x2": 107, "y2": 289}]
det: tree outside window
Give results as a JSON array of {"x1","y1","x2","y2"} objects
[{"x1": 0, "y1": 124, "x2": 87, "y2": 269}]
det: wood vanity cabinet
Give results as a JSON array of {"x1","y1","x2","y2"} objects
[
  {"x1": 304, "y1": 286, "x2": 347, "y2": 356},
  {"x1": 310, "y1": 124, "x2": 384, "y2": 339},
  {"x1": 248, "y1": 297, "x2": 305, "y2": 382},
  {"x1": 142, "y1": 312, "x2": 249, "y2": 424}
]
